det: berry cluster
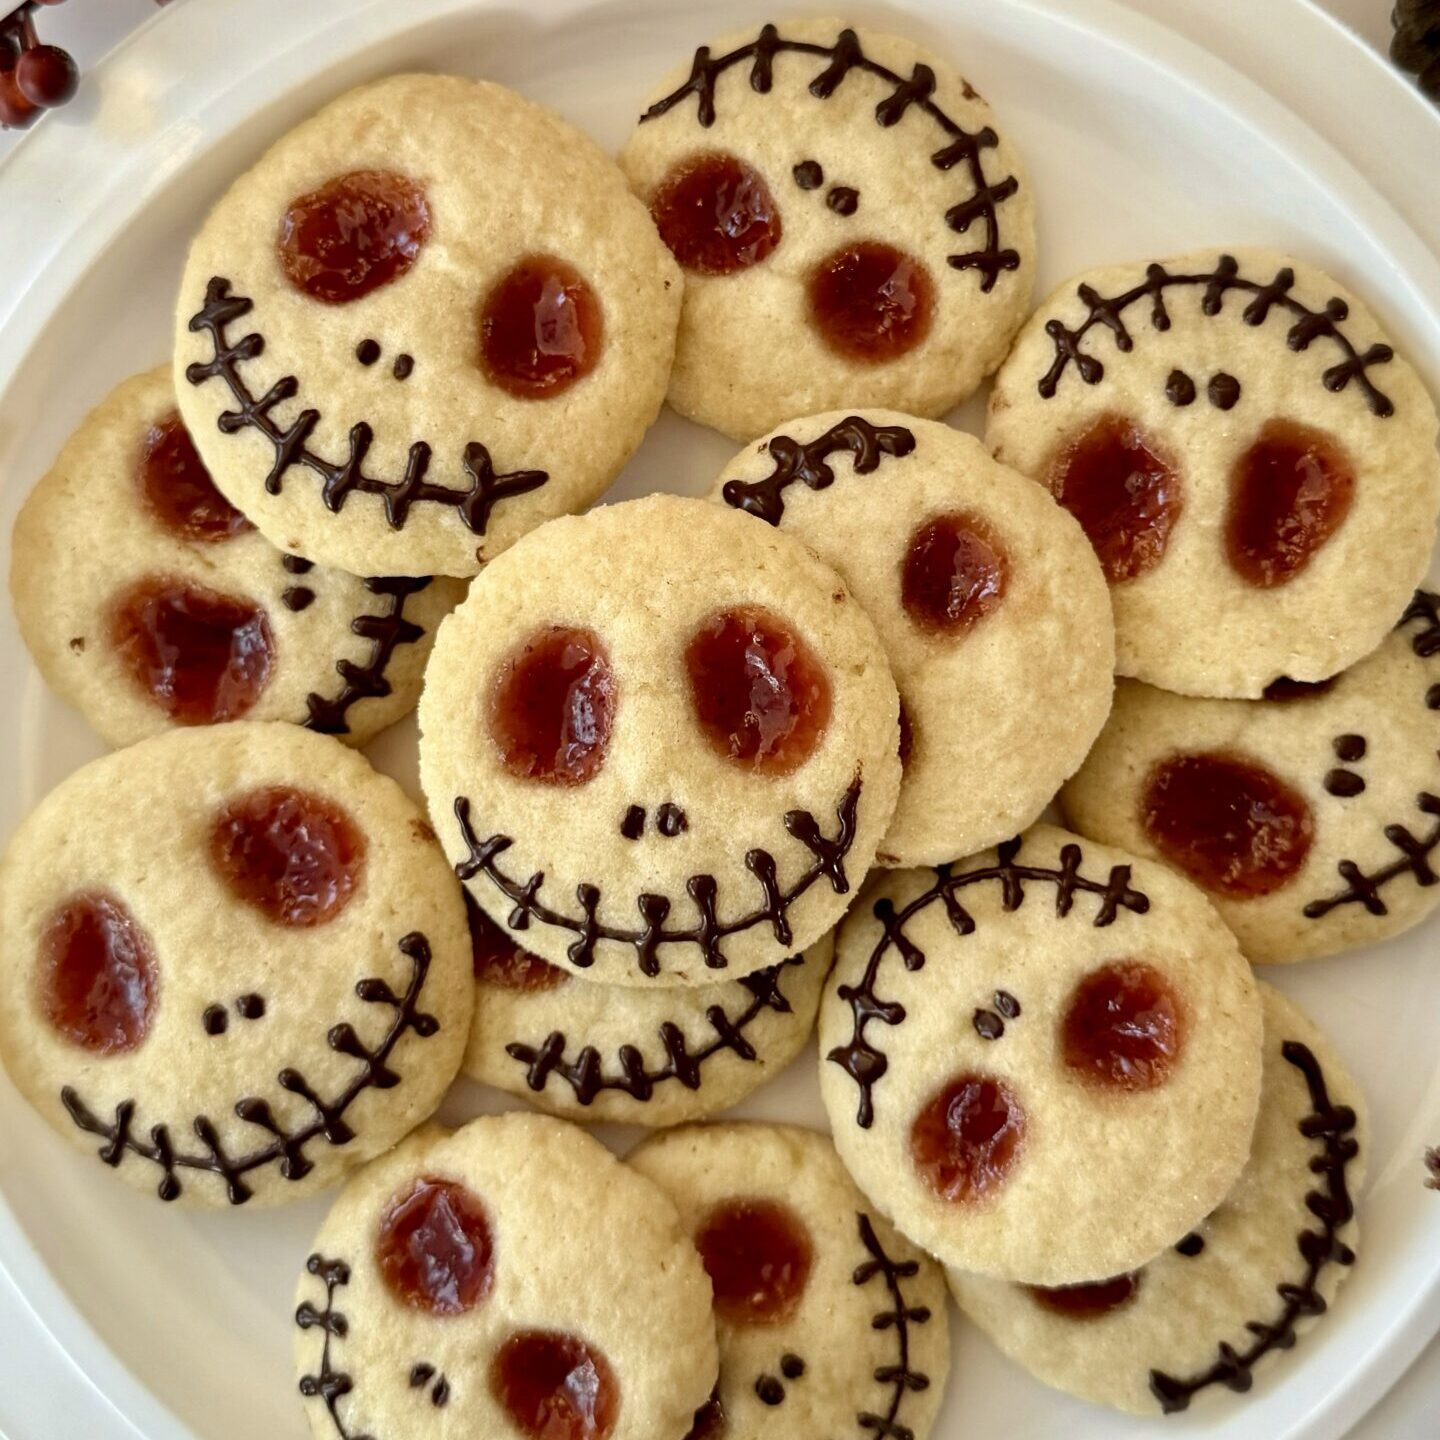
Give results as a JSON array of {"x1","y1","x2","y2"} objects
[
  {"x1": 0, "y1": 0, "x2": 78, "y2": 129},
  {"x1": 1393, "y1": 0, "x2": 1440, "y2": 100}
]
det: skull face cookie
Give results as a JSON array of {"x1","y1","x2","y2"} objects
[
  {"x1": 817, "y1": 824, "x2": 1263, "y2": 1285},
  {"x1": 464, "y1": 898, "x2": 832, "y2": 1126},
  {"x1": 10, "y1": 367, "x2": 463, "y2": 748},
  {"x1": 712, "y1": 411, "x2": 1114, "y2": 866},
  {"x1": 986, "y1": 248, "x2": 1440, "y2": 697},
  {"x1": 628, "y1": 1123, "x2": 949, "y2": 1440},
  {"x1": 621, "y1": 20, "x2": 1035, "y2": 440},
  {"x1": 0, "y1": 723, "x2": 472, "y2": 1207},
  {"x1": 176, "y1": 74, "x2": 681, "y2": 578},
  {"x1": 950, "y1": 985, "x2": 1365, "y2": 1416},
  {"x1": 1061, "y1": 591, "x2": 1440, "y2": 964},
  {"x1": 419, "y1": 495, "x2": 901, "y2": 988},
  {"x1": 293, "y1": 1115, "x2": 718, "y2": 1440}
]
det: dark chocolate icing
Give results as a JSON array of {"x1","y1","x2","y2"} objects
[
  {"x1": 283, "y1": 586, "x2": 316, "y2": 612},
  {"x1": 392, "y1": 354, "x2": 414, "y2": 381},
  {"x1": 1176, "y1": 1232, "x2": 1206, "y2": 1257},
  {"x1": 657, "y1": 802, "x2": 689, "y2": 837},
  {"x1": 1207, "y1": 372, "x2": 1241, "y2": 410},
  {"x1": 408, "y1": 1362, "x2": 450, "y2": 1408},
  {"x1": 61, "y1": 933, "x2": 439, "y2": 1204},
  {"x1": 793, "y1": 160, "x2": 823, "y2": 189},
  {"x1": 1323, "y1": 769, "x2": 1365, "y2": 798},
  {"x1": 1165, "y1": 369, "x2": 1196, "y2": 406},
  {"x1": 452, "y1": 776, "x2": 862, "y2": 978},
  {"x1": 1427, "y1": 1148, "x2": 1440, "y2": 1190},
  {"x1": 854, "y1": 1211, "x2": 933, "y2": 1440},
  {"x1": 296, "y1": 1254, "x2": 364, "y2": 1439},
  {"x1": 355, "y1": 339, "x2": 380, "y2": 367},
  {"x1": 827, "y1": 186, "x2": 859, "y2": 216},
  {"x1": 972, "y1": 988, "x2": 1021, "y2": 1040},
  {"x1": 620, "y1": 805, "x2": 646, "y2": 840},
  {"x1": 640, "y1": 24, "x2": 1022, "y2": 291}
]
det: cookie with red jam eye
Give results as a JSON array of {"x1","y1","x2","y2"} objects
[
  {"x1": 0, "y1": 723, "x2": 472, "y2": 1208},
  {"x1": 1061, "y1": 590, "x2": 1440, "y2": 964},
  {"x1": 463, "y1": 898, "x2": 833, "y2": 1126},
  {"x1": 628, "y1": 1123, "x2": 950, "y2": 1440},
  {"x1": 620, "y1": 19, "x2": 1035, "y2": 441},
  {"x1": 711, "y1": 410, "x2": 1114, "y2": 866},
  {"x1": 816, "y1": 823, "x2": 1263, "y2": 1286},
  {"x1": 418, "y1": 495, "x2": 901, "y2": 989},
  {"x1": 950, "y1": 985, "x2": 1365, "y2": 1416},
  {"x1": 293, "y1": 1114, "x2": 718, "y2": 1440},
  {"x1": 9, "y1": 367, "x2": 464, "y2": 749},
  {"x1": 174, "y1": 74, "x2": 680, "y2": 579},
  {"x1": 987, "y1": 247, "x2": 1440, "y2": 698}
]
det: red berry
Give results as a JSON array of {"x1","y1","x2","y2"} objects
[
  {"x1": 16, "y1": 45, "x2": 78, "y2": 108},
  {"x1": 0, "y1": 69, "x2": 39, "y2": 128}
]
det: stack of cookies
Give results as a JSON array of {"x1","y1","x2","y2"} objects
[{"x1": 2, "y1": 16, "x2": 1438, "y2": 1439}]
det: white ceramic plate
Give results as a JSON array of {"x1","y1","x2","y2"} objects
[{"x1": 1, "y1": 1, "x2": 1438, "y2": 1437}]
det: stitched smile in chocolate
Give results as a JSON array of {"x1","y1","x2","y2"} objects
[
  {"x1": 174, "y1": 74, "x2": 681, "y2": 579},
  {"x1": 419, "y1": 495, "x2": 902, "y2": 987}
]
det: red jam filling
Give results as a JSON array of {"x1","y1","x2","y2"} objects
[
  {"x1": 209, "y1": 786, "x2": 365, "y2": 927},
  {"x1": 910, "y1": 1073, "x2": 1026, "y2": 1205},
  {"x1": 695, "y1": 1197, "x2": 814, "y2": 1326},
  {"x1": 1061, "y1": 961, "x2": 1183, "y2": 1091},
  {"x1": 807, "y1": 242, "x2": 934, "y2": 363},
  {"x1": 138, "y1": 412, "x2": 252, "y2": 543},
  {"x1": 901, "y1": 511, "x2": 1008, "y2": 634},
  {"x1": 1030, "y1": 1271, "x2": 1143, "y2": 1318},
  {"x1": 466, "y1": 893, "x2": 569, "y2": 990},
  {"x1": 376, "y1": 1176, "x2": 495, "y2": 1315},
  {"x1": 650, "y1": 152, "x2": 781, "y2": 275},
  {"x1": 491, "y1": 1330, "x2": 619, "y2": 1440},
  {"x1": 1141, "y1": 750, "x2": 1314, "y2": 897},
  {"x1": 479, "y1": 254, "x2": 604, "y2": 400}
]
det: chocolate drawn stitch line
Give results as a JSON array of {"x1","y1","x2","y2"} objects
[
  {"x1": 854, "y1": 1211, "x2": 933, "y2": 1440},
  {"x1": 297, "y1": 1253, "x2": 372, "y2": 1440},
  {"x1": 827, "y1": 838, "x2": 1149, "y2": 1127},
  {"x1": 722, "y1": 415, "x2": 917, "y2": 526},
  {"x1": 452, "y1": 775, "x2": 862, "y2": 978},
  {"x1": 1037, "y1": 253, "x2": 1397, "y2": 416},
  {"x1": 60, "y1": 933, "x2": 439, "y2": 1205},
  {"x1": 640, "y1": 23, "x2": 1021, "y2": 291},
  {"x1": 304, "y1": 576, "x2": 433, "y2": 735},
  {"x1": 186, "y1": 277, "x2": 549, "y2": 535},
  {"x1": 505, "y1": 955, "x2": 804, "y2": 1104},
  {"x1": 1148, "y1": 1039, "x2": 1359, "y2": 1413}
]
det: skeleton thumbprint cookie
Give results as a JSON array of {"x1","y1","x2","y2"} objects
[
  {"x1": 712, "y1": 411, "x2": 1114, "y2": 866},
  {"x1": 175, "y1": 74, "x2": 680, "y2": 579},
  {"x1": 419, "y1": 495, "x2": 902, "y2": 988},
  {"x1": 463, "y1": 897, "x2": 833, "y2": 1126},
  {"x1": 628, "y1": 1123, "x2": 950, "y2": 1440},
  {"x1": 817, "y1": 824, "x2": 1263, "y2": 1286},
  {"x1": 10, "y1": 367, "x2": 462, "y2": 749},
  {"x1": 1062, "y1": 591, "x2": 1440, "y2": 963},
  {"x1": 0, "y1": 723, "x2": 472, "y2": 1207},
  {"x1": 987, "y1": 248, "x2": 1440, "y2": 697},
  {"x1": 951, "y1": 985, "x2": 1365, "y2": 1416},
  {"x1": 620, "y1": 20, "x2": 1035, "y2": 441},
  {"x1": 293, "y1": 1115, "x2": 717, "y2": 1440}
]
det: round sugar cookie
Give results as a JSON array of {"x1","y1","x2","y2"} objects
[
  {"x1": 628, "y1": 1123, "x2": 950, "y2": 1440},
  {"x1": 621, "y1": 19, "x2": 1035, "y2": 440},
  {"x1": 293, "y1": 1115, "x2": 717, "y2": 1440},
  {"x1": 986, "y1": 247, "x2": 1440, "y2": 697},
  {"x1": 463, "y1": 898, "x2": 832, "y2": 1126},
  {"x1": 711, "y1": 410, "x2": 1114, "y2": 866},
  {"x1": 176, "y1": 73, "x2": 680, "y2": 578},
  {"x1": 419, "y1": 494, "x2": 902, "y2": 988},
  {"x1": 0, "y1": 723, "x2": 472, "y2": 1208},
  {"x1": 816, "y1": 823, "x2": 1263, "y2": 1285},
  {"x1": 950, "y1": 985, "x2": 1365, "y2": 1416},
  {"x1": 10, "y1": 367, "x2": 462, "y2": 748},
  {"x1": 1061, "y1": 591, "x2": 1440, "y2": 964}
]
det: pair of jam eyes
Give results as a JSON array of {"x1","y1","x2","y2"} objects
[
  {"x1": 37, "y1": 788, "x2": 365, "y2": 1055},
  {"x1": 909, "y1": 961, "x2": 1185, "y2": 1207},
  {"x1": 1049, "y1": 412, "x2": 1355, "y2": 589},
  {"x1": 376, "y1": 1177, "x2": 618, "y2": 1439},
  {"x1": 649, "y1": 152, "x2": 934, "y2": 364},
  {"x1": 275, "y1": 170, "x2": 602, "y2": 400}
]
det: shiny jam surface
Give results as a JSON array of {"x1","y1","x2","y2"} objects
[
  {"x1": 1141, "y1": 750, "x2": 1314, "y2": 898},
  {"x1": 1030, "y1": 1271, "x2": 1143, "y2": 1318},
  {"x1": 209, "y1": 786, "x2": 366, "y2": 927},
  {"x1": 684, "y1": 606, "x2": 831, "y2": 775},
  {"x1": 466, "y1": 893, "x2": 569, "y2": 990},
  {"x1": 650, "y1": 152, "x2": 781, "y2": 276},
  {"x1": 139, "y1": 412, "x2": 252, "y2": 543},
  {"x1": 910, "y1": 1074, "x2": 1026, "y2": 1205},
  {"x1": 1061, "y1": 961, "x2": 1183, "y2": 1091},
  {"x1": 39, "y1": 891, "x2": 157, "y2": 1054},
  {"x1": 1225, "y1": 419, "x2": 1354, "y2": 588},
  {"x1": 807, "y1": 242, "x2": 934, "y2": 363},
  {"x1": 491, "y1": 1330, "x2": 620, "y2": 1440},
  {"x1": 109, "y1": 576, "x2": 273, "y2": 724},
  {"x1": 1048, "y1": 414, "x2": 1181, "y2": 583},
  {"x1": 376, "y1": 1176, "x2": 495, "y2": 1315},
  {"x1": 694, "y1": 1198, "x2": 815, "y2": 1326},
  {"x1": 488, "y1": 627, "x2": 615, "y2": 786},
  {"x1": 276, "y1": 169, "x2": 429, "y2": 303},
  {"x1": 901, "y1": 511, "x2": 1008, "y2": 634},
  {"x1": 480, "y1": 255, "x2": 604, "y2": 400}
]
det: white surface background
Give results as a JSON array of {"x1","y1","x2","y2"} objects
[{"x1": 0, "y1": 1, "x2": 1436, "y2": 1436}]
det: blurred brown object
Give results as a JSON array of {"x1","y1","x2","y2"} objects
[{"x1": 1392, "y1": 0, "x2": 1440, "y2": 100}]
